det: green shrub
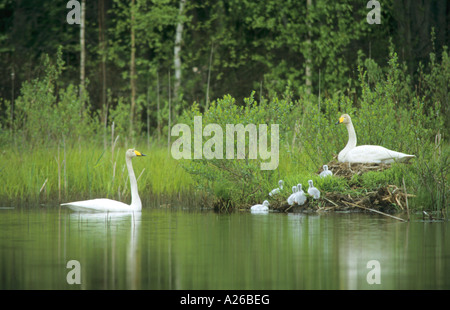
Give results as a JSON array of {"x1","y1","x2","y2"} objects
[
  {"x1": 178, "y1": 90, "x2": 294, "y2": 206},
  {"x1": 8, "y1": 47, "x2": 96, "y2": 147}
]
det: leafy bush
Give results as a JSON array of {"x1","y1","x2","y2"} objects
[
  {"x1": 176, "y1": 46, "x2": 448, "y2": 211},
  {"x1": 177, "y1": 90, "x2": 294, "y2": 207},
  {"x1": 7, "y1": 47, "x2": 95, "y2": 147}
]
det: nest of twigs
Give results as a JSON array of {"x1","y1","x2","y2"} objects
[
  {"x1": 320, "y1": 160, "x2": 392, "y2": 180},
  {"x1": 270, "y1": 160, "x2": 414, "y2": 214}
]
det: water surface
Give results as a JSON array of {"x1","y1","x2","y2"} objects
[{"x1": 0, "y1": 206, "x2": 448, "y2": 289}]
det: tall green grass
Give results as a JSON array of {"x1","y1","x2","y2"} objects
[{"x1": 0, "y1": 142, "x2": 195, "y2": 206}]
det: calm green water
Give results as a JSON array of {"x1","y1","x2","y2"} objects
[{"x1": 0, "y1": 206, "x2": 448, "y2": 290}]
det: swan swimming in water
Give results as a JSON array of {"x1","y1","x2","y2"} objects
[
  {"x1": 294, "y1": 184, "x2": 307, "y2": 205},
  {"x1": 307, "y1": 180, "x2": 320, "y2": 199},
  {"x1": 269, "y1": 180, "x2": 284, "y2": 196},
  {"x1": 251, "y1": 200, "x2": 270, "y2": 212},
  {"x1": 336, "y1": 114, "x2": 415, "y2": 164},
  {"x1": 319, "y1": 165, "x2": 333, "y2": 178},
  {"x1": 61, "y1": 149, "x2": 146, "y2": 212}
]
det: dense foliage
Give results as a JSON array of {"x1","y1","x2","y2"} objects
[
  {"x1": 175, "y1": 46, "x2": 448, "y2": 210},
  {"x1": 1, "y1": 0, "x2": 448, "y2": 136}
]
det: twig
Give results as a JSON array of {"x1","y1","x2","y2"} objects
[
  {"x1": 423, "y1": 211, "x2": 433, "y2": 221},
  {"x1": 342, "y1": 200, "x2": 408, "y2": 222},
  {"x1": 402, "y1": 177, "x2": 410, "y2": 221},
  {"x1": 323, "y1": 197, "x2": 339, "y2": 207},
  {"x1": 40, "y1": 178, "x2": 48, "y2": 193},
  {"x1": 55, "y1": 144, "x2": 61, "y2": 202},
  {"x1": 394, "y1": 194, "x2": 403, "y2": 209},
  {"x1": 284, "y1": 205, "x2": 293, "y2": 213},
  {"x1": 137, "y1": 168, "x2": 146, "y2": 183}
]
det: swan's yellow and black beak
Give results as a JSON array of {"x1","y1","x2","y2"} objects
[
  {"x1": 134, "y1": 150, "x2": 146, "y2": 157},
  {"x1": 335, "y1": 116, "x2": 344, "y2": 125}
]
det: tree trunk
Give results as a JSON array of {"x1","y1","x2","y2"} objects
[
  {"x1": 205, "y1": 42, "x2": 214, "y2": 110},
  {"x1": 173, "y1": 0, "x2": 185, "y2": 103},
  {"x1": 157, "y1": 71, "x2": 161, "y2": 141},
  {"x1": 99, "y1": 0, "x2": 108, "y2": 149},
  {"x1": 80, "y1": 0, "x2": 86, "y2": 102},
  {"x1": 100, "y1": 0, "x2": 107, "y2": 115},
  {"x1": 305, "y1": 0, "x2": 312, "y2": 95},
  {"x1": 130, "y1": 0, "x2": 137, "y2": 137}
]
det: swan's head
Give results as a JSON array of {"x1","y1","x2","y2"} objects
[
  {"x1": 308, "y1": 180, "x2": 313, "y2": 187},
  {"x1": 336, "y1": 114, "x2": 351, "y2": 125},
  {"x1": 292, "y1": 186, "x2": 297, "y2": 193},
  {"x1": 278, "y1": 180, "x2": 283, "y2": 186},
  {"x1": 263, "y1": 200, "x2": 270, "y2": 207},
  {"x1": 323, "y1": 165, "x2": 328, "y2": 171},
  {"x1": 126, "y1": 148, "x2": 146, "y2": 159},
  {"x1": 297, "y1": 184, "x2": 302, "y2": 191}
]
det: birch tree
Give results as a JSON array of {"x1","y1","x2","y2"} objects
[
  {"x1": 130, "y1": 0, "x2": 137, "y2": 137},
  {"x1": 80, "y1": 0, "x2": 86, "y2": 102},
  {"x1": 173, "y1": 0, "x2": 186, "y2": 103}
]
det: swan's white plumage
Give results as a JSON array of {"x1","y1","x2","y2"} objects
[
  {"x1": 269, "y1": 180, "x2": 283, "y2": 196},
  {"x1": 62, "y1": 149, "x2": 145, "y2": 212},
  {"x1": 337, "y1": 114, "x2": 415, "y2": 164},
  {"x1": 287, "y1": 186, "x2": 298, "y2": 206},
  {"x1": 307, "y1": 180, "x2": 320, "y2": 199},
  {"x1": 319, "y1": 165, "x2": 333, "y2": 178},
  {"x1": 62, "y1": 199, "x2": 140, "y2": 212},
  {"x1": 294, "y1": 184, "x2": 307, "y2": 205},
  {"x1": 251, "y1": 200, "x2": 269, "y2": 212}
]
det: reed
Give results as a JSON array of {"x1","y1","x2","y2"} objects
[{"x1": 0, "y1": 141, "x2": 194, "y2": 206}]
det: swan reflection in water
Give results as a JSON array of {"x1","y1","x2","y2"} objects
[{"x1": 68, "y1": 211, "x2": 141, "y2": 289}]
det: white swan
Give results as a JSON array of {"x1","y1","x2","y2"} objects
[
  {"x1": 269, "y1": 180, "x2": 284, "y2": 196},
  {"x1": 307, "y1": 180, "x2": 320, "y2": 199},
  {"x1": 62, "y1": 149, "x2": 146, "y2": 212},
  {"x1": 294, "y1": 184, "x2": 307, "y2": 205},
  {"x1": 251, "y1": 200, "x2": 269, "y2": 212},
  {"x1": 336, "y1": 114, "x2": 415, "y2": 163},
  {"x1": 287, "y1": 186, "x2": 298, "y2": 206},
  {"x1": 319, "y1": 165, "x2": 333, "y2": 178}
]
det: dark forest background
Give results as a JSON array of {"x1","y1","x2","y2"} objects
[{"x1": 0, "y1": 0, "x2": 448, "y2": 138}]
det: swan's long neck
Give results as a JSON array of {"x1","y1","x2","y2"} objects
[
  {"x1": 126, "y1": 155, "x2": 142, "y2": 209},
  {"x1": 344, "y1": 120, "x2": 357, "y2": 150}
]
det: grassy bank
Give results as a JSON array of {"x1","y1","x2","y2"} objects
[
  {"x1": 173, "y1": 91, "x2": 448, "y2": 214},
  {"x1": 0, "y1": 135, "x2": 448, "y2": 214},
  {"x1": 0, "y1": 47, "x2": 448, "y2": 214}
]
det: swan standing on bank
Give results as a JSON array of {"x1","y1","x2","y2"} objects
[
  {"x1": 307, "y1": 180, "x2": 320, "y2": 199},
  {"x1": 336, "y1": 114, "x2": 415, "y2": 163},
  {"x1": 62, "y1": 149, "x2": 146, "y2": 212},
  {"x1": 319, "y1": 165, "x2": 333, "y2": 178},
  {"x1": 251, "y1": 200, "x2": 270, "y2": 212},
  {"x1": 294, "y1": 184, "x2": 307, "y2": 205},
  {"x1": 269, "y1": 180, "x2": 284, "y2": 196}
]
